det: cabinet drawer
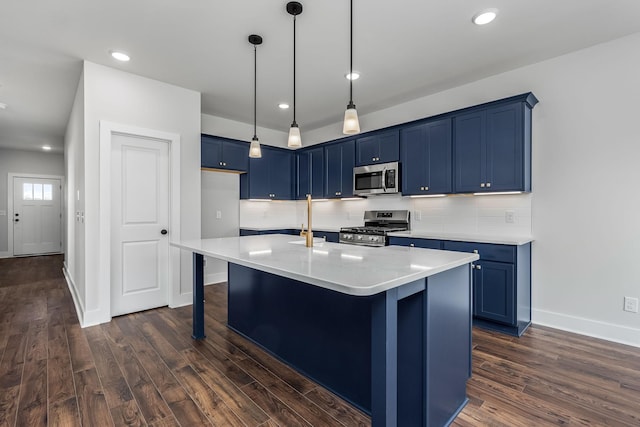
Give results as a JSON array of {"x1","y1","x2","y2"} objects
[
  {"x1": 442, "y1": 241, "x2": 515, "y2": 263},
  {"x1": 389, "y1": 237, "x2": 442, "y2": 249}
]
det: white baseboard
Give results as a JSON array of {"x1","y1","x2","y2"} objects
[
  {"x1": 532, "y1": 308, "x2": 640, "y2": 348},
  {"x1": 63, "y1": 265, "x2": 110, "y2": 328},
  {"x1": 62, "y1": 266, "x2": 85, "y2": 326}
]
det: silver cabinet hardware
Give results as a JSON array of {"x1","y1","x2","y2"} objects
[
  {"x1": 480, "y1": 183, "x2": 485, "y2": 187},
  {"x1": 486, "y1": 182, "x2": 491, "y2": 187}
]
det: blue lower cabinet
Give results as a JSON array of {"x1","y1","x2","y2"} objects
[
  {"x1": 443, "y1": 240, "x2": 531, "y2": 336},
  {"x1": 473, "y1": 260, "x2": 515, "y2": 324}
]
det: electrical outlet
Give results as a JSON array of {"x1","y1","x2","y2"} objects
[
  {"x1": 505, "y1": 210, "x2": 515, "y2": 223},
  {"x1": 216, "y1": 210, "x2": 222, "y2": 219},
  {"x1": 624, "y1": 297, "x2": 639, "y2": 313},
  {"x1": 414, "y1": 211, "x2": 422, "y2": 221}
]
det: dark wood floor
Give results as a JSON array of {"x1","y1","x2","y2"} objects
[{"x1": 1, "y1": 255, "x2": 639, "y2": 426}]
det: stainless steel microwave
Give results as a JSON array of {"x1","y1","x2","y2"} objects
[{"x1": 353, "y1": 161, "x2": 400, "y2": 196}]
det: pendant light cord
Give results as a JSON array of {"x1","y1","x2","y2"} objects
[
  {"x1": 253, "y1": 43, "x2": 257, "y2": 139},
  {"x1": 293, "y1": 14, "x2": 297, "y2": 125},
  {"x1": 349, "y1": 0, "x2": 353, "y2": 105}
]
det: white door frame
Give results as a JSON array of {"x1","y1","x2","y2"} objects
[
  {"x1": 99, "y1": 121, "x2": 181, "y2": 319},
  {"x1": 6, "y1": 172, "x2": 64, "y2": 258}
]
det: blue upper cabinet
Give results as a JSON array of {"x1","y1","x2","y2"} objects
[
  {"x1": 242, "y1": 146, "x2": 293, "y2": 200},
  {"x1": 453, "y1": 93, "x2": 537, "y2": 193},
  {"x1": 295, "y1": 147, "x2": 324, "y2": 199},
  {"x1": 201, "y1": 134, "x2": 249, "y2": 172},
  {"x1": 400, "y1": 118, "x2": 452, "y2": 195},
  {"x1": 325, "y1": 139, "x2": 355, "y2": 198},
  {"x1": 355, "y1": 130, "x2": 399, "y2": 166}
]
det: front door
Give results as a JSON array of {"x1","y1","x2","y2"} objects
[
  {"x1": 111, "y1": 133, "x2": 170, "y2": 316},
  {"x1": 13, "y1": 176, "x2": 62, "y2": 256}
]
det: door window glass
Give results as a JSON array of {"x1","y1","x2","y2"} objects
[
  {"x1": 23, "y1": 183, "x2": 33, "y2": 200},
  {"x1": 33, "y1": 183, "x2": 43, "y2": 200},
  {"x1": 43, "y1": 184, "x2": 53, "y2": 201}
]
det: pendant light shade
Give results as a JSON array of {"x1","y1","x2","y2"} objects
[
  {"x1": 249, "y1": 34, "x2": 263, "y2": 158},
  {"x1": 287, "y1": 2, "x2": 303, "y2": 148},
  {"x1": 343, "y1": 0, "x2": 361, "y2": 135}
]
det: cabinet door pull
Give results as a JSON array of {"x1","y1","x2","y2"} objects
[
  {"x1": 480, "y1": 183, "x2": 485, "y2": 188},
  {"x1": 473, "y1": 249, "x2": 479, "y2": 254},
  {"x1": 486, "y1": 182, "x2": 491, "y2": 187},
  {"x1": 476, "y1": 265, "x2": 482, "y2": 270},
  {"x1": 425, "y1": 186, "x2": 429, "y2": 191},
  {"x1": 409, "y1": 243, "x2": 415, "y2": 247}
]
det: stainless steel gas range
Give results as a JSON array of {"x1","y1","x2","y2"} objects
[{"x1": 339, "y1": 210, "x2": 410, "y2": 247}]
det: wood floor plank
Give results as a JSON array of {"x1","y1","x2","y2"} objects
[
  {"x1": 49, "y1": 396, "x2": 81, "y2": 427},
  {"x1": 173, "y1": 364, "x2": 246, "y2": 426},
  {"x1": 110, "y1": 399, "x2": 146, "y2": 427},
  {"x1": 304, "y1": 387, "x2": 370, "y2": 427},
  {"x1": 15, "y1": 357, "x2": 47, "y2": 426},
  {"x1": 180, "y1": 347, "x2": 269, "y2": 426},
  {"x1": 0, "y1": 385, "x2": 20, "y2": 427},
  {"x1": 242, "y1": 381, "x2": 312, "y2": 427},
  {"x1": 74, "y1": 368, "x2": 113, "y2": 427},
  {"x1": 162, "y1": 385, "x2": 212, "y2": 426},
  {"x1": 66, "y1": 322, "x2": 94, "y2": 373}
]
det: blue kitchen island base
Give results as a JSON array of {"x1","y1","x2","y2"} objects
[{"x1": 227, "y1": 262, "x2": 472, "y2": 427}]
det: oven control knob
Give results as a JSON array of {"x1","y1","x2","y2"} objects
[
  {"x1": 369, "y1": 236, "x2": 376, "y2": 241},
  {"x1": 356, "y1": 235, "x2": 363, "y2": 241}
]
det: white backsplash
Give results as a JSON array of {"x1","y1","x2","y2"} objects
[{"x1": 241, "y1": 193, "x2": 532, "y2": 236}]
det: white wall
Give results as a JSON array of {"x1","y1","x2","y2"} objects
[
  {"x1": 201, "y1": 114, "x2": 288, "y2": 148},
  {"x1": 242, "y1": 32, "x2": 640, "y2": 347},
  {"x1": 201, "y1": 170, "x2": 239, "y2": 284},
  {"x1": 65, "y1": 61, "x2": 201, "y2": 326},
  {"x1": 63, "y1": 72, "x2": 85, "y2": 313},
  {"x1": 0, "y1": 148, "x2": 65, "y2": 256}
]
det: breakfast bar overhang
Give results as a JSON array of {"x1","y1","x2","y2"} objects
[{"x1": 172, "y1": 235, "x2": 479, "y2": 426}]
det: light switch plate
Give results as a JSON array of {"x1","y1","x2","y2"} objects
[
  {"x1": 216, "y1": 210, "x2": 222, "y2": 219},
  {"x1": 0, "y1": 210, "x2": 6, "y2": 216}
]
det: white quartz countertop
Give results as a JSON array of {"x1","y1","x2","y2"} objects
[
  {"x1": 387, "y1": 231, "x2": 533, "y2": 245},
  {"x1": 172, "y1": 234, "x2": 478, "y2": 297}
]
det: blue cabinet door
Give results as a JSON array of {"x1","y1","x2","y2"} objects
[
  {"x1": 247, "y1": 146, "x2": 292, "y2": 199},
  {"x1": 400, "y1": 118, "x2": 452, "y2": 195},
  {"x1": 355, "y1": 130, "x2": 399, "y2": 166},
  {"x1": 325, "y1": 139, "x2": 355, "y2": 198},
  {"x1": 485, "y1": 103, "x2": 523, "y2": 192},
  {"x1": 268, "y1": 148, "x2": 293, "y2": 200},
  {"x1": 222, "y1": 140, "x2": 249, "y2": 172},
  {"x1": 201, "y1": 136, "x2": 223, "y2": 169},
  {"x1": 201, "y1": 135, "x2": 249, "y2": 172},
  {"x1": 296, "y1": 147, "x2": 324, "y2": 199},
  {"x1": 454, "y1": 111, "x2": 485, "y2": 193},
  {"x1": 454, "y1": 100, "x2": 530, "y2": 193},
  {"x1": 474, "y1": 261, "x2": 515, "y2": 325}
]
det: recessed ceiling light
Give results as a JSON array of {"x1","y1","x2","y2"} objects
[
  {"x1": 0, "y1": 102, "x2": 7, "y2": 110},
  {"x1": 278, "y1": 103, "x2": 290, "y2": 109},
  {"x1": 472, "y1": 9, "x2": 498, "y2": 25},
  {"x1": 345, "y1": 72, "x2": 360, "y2": 81},
  {"x1": 42, "y1": 145, "x2": 52, "y2": 151},
  {"x1": 110, "y1": 50, "x2": 130, "y2": 62}
]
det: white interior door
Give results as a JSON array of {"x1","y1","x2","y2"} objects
[
  {"x1": 13, "y1": 177, "x2": 62, "y2": 256},
  {"x1": 111, "y1": 133, "x2": 170, "y2": 316}
]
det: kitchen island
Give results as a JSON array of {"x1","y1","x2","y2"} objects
[{"x1": 172, "y1": 235, "x2": 478, "y2": 427}]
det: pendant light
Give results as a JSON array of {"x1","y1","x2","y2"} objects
[
  {"x1": 249, "y1": 34, "x2": 263, "y2": 158},
  {"x1": 343, "y1": 0, "x2": 360, "y2": 134},
  {"x1": 287, "y1": 2, "x2": 303, "y2": 148}
]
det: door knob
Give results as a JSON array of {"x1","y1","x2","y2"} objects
[
  {"x1": 161, "y1": 229, "x2": 168, "y2": 235},
  {"x1": 14, "y1": 219, "x2": 19, "y2": 222}
]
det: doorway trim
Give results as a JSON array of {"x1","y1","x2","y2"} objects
[
  {"x1": 6, "y1": 172, "x2": 64, "y2": 258},
  {"x1": 99, "y1": 121, "x2": 181, "y2": 322}
]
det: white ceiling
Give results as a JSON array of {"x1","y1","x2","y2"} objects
[{"x1": 1, "y1": 0, "x2": 640, "y2": 153}]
